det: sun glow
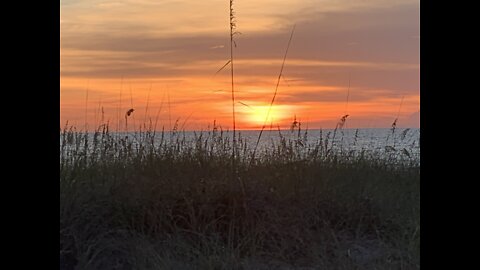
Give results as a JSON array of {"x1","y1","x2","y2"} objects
[{"x1": 241, "y1": 104, "x2": 294, "y2": 128}]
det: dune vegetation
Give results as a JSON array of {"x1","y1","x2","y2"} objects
[{"x1": 60, "y1": 124, "x2": 419, "y2": 269}]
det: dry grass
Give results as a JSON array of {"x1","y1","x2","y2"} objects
[{"x1": 60, "y1": 124, "x2": 419, "y2": 270}]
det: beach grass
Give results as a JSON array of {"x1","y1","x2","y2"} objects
[{"x1": 60, "y1": 125, "x2": 419, "y2": 269}]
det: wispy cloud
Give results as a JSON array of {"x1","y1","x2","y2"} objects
[
  {"x1": 61, "y1": 0, "x2": 420, "y2": 129},
  {"x1": 210, "y1": 45, "x2": 225, "y2": 49}
]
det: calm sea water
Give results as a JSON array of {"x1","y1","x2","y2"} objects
[{"x1": 77, "y1": 128, "x2": 419, "y2": 162}]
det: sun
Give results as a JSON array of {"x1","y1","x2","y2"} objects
[{"x1": 243, "y1": 104, "x2": 292, "y2": 127}]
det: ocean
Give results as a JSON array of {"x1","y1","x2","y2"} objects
[{"x1": 62, "y1": 128, "x2": 419, "y2": 163}]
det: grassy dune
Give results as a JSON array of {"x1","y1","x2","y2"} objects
[{"x1": 60, "y1": 126, "x2": 419, "y2": 269}]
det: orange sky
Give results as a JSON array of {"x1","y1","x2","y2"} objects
[{"x1": 61, "y1": 0, "x2": 420, "y2": 131}]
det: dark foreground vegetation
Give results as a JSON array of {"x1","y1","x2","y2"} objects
[{"x1": 60, "y1": 125, "x2": 419, "y2": 269}]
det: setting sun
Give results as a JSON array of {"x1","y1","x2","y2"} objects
[{"x1": 238, "y1": 104, "x2": 294, "y2": 128}]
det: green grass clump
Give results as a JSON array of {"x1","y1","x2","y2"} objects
[{"x1": 60, "y1": 125, "x2": 419, "y2": 269}]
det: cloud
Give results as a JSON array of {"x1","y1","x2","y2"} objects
[
  {"x1": 61, "y1": 1, "x2": 419, "y2": 77},
  {"x1": 61, "y1": 0, "x2": 420, "y2": 128},
  {"x1": 276, "y1": 88, "x2": 393, "y2": 104}
]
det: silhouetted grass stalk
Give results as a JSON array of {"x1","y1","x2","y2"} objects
[
  {"x1": 387, "y1": 95, "x2": 404, "y2": 148},
  {"x1": 229, "y1": 0, "x2": 237, "y2": 161},
  {"x1": 252, "y1": 25, "x2": 296, "y2": 163},
  {"x1": 228, "y1": 0, "x2": 247, "y2": 200}
]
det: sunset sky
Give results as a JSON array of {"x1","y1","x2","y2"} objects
[{"x1": 60, "y1": 0, "x2": 419, "y2": 131}]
